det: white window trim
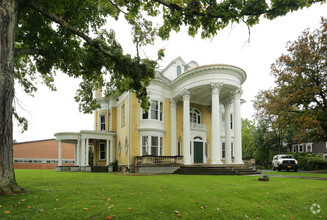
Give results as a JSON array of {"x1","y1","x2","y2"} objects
[
  {"x1": 99, "y1": 143, "x2": 106, "y2": 160},
  {"x1": 141, "y1": 99, "x2": 164, "y2": 122},
  {"x1": 306, "y1": 143, "x2": 313, "y2": 153},
  {"x1": 100, "y1": 115, "x2": 106, "y2": 131},
  {"x1": 140, "y1": 134, "x2": 164, "y2": 156}
]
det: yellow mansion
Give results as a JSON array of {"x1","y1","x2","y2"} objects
[{"x1": 55, "y1": 57, "x2": 246, "y2": 173}]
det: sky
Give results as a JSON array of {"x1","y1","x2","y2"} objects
[{"x1": 13, "y1": 3, "x2": 327, "y2": 142}]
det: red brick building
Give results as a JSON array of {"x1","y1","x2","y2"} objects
[{"x1": 13, "y1": 139, "x2": 75, "y2": 169}]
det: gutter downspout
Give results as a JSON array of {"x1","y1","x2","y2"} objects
[{"x1": 128, "y1": 91, "x2": 130, "y2": 171}]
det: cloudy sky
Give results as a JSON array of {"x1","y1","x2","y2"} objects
[{"x1": 13, "y1": 3, "x2": 327, "y2": 142}]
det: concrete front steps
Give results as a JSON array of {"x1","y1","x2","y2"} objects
[{"x1": 173, "y1": 165, "x2": 260, "y2": 175}]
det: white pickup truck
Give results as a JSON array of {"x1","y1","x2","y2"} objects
[{"x1": 272, "y1": 154, "x2": 298, "y2": 172}]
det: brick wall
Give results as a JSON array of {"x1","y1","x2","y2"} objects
[{"x1": 13, "y1": 139, "x2": 75, "y2": 169}]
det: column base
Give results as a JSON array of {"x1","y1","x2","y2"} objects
[
  {"x1": 211, "y1": 160, "x2": 223, "y2": 165},
  {"x1": 233, "y1": 160, "x2": 244, "y2": 165},
  {"x1": 183, "y1": 156, "x2": 192, "y2": 165}
]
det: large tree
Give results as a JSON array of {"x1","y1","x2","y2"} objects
[
  {"x1": 0, "y1": 0, "x2": 326, "y2": 194},
  {"x1": 268, "y1": 17, "x2": 327, "y2": 142}
]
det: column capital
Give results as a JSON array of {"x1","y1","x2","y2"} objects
[
  {"x1": 222, "y1": 97, "x2": 233, "y2": 108},
  {"x1": 232, "y1": 88, "x2": 243, "y2": 98},
  {"x1": 210, "y1": 82, "x2": 223, "y2": 94},
  {"x1": 180, "y1": 89, "x2": 191, "y2": 100},
  {"x1": 170, "y1": 98, "x2": 177, "y2": 107}
]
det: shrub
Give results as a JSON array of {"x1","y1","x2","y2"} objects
[{"x1": 291, "y1": 152, "x2": 327, "y2": 170}]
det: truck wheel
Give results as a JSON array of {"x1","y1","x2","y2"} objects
[
  {"x1": 294, "y1": 169, "x2": 297, "y2": 172},
  {"x1": 278, "y1": 168, "x2": 281, "y2": 172},
  {"x1": 273, "y1": 166, "x2": 276, "y2": 171},
  {"x1": 287, "y1": 169, "x2": 290, "y2": 172}
]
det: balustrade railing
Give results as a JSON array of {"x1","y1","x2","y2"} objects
[{"x1": 135, "y1": 155, "x2": 184, "y2": 166}]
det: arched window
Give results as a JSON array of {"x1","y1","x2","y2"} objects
[
  {"x1": 190, "y1": 108, "x2": 201, "y2": 124},
  {"x1": 177, "y1": 65, "x2": 182, "y2": 76}
]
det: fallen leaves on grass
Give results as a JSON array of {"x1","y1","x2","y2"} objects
[
  {"x1": 4, "y1": 210, "x2": 11, "y2": 214},
  {"x1": 83, "y1": 207, "x2": 89, "y2": 211},
  {"x1": 106, "y1": 217, "x2": 112, "y2": 220}
]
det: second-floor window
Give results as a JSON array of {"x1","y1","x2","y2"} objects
[
  {"x1": 142, "y1": 100, "x2": 163, "y2": 121},
  {"x1": 100, "y1": 115, "x2": 106, "y2": 131},
  {"x1": 190, "y1": 108, "x2": 201, "y2": 124}
]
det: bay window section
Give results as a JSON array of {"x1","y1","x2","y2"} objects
[
  {"x1": 151, "y1": 136, "x2": 158, "y2": 155},
  {"x1": 142, "y1": 136, "x2": 148, "y2": 155},
  {"x1": 142, "y1": 100, "x2": 163, "y2": 121},
  {"x1": 141, "y1": 135, "x2": 164, "y2": 156}
]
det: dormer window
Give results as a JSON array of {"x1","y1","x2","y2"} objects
[{"x1": 177, "y1": 65, "x2": 181, "y2": 76}]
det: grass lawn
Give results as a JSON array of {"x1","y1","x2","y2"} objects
[
  {"x1": 262, "y1": 171, "x2": 327, "y2": 178},
  {"x1": 0, "y1": 170, "x2": 326, "y2": 219}
]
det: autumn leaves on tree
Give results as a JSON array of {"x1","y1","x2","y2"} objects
[{"x1": 254, "y1": 17, "x2": 327, "y2": 143}]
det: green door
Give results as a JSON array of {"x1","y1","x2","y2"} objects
[{"x1": 194, "y1": 142, "x2": 203, "y2": 163}]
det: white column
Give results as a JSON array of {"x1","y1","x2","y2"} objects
[
  {"x1": 74, "y1": 143, "x2": 77, "y2": 166},
  {"x1": 110, "y1": 138, "x2": 115, "y2": 163},
  {"x1": 85, "y1": 138, "x2": 89, "y2": 166},
  {"x1": 233, "y1": 88, "x2": 244, "y2": 164},
  {"x1": 58, "y1": 140, "x2": 62, "y2": 166},
  {"x1": 106, "y1": 139, "x2": 110, "y2": 165},
  {"x1": 182, "y1": 89, "x2": 191, "y2": 165},
  {"x1": 81, "y1": 138, "x2": 85, "y2": 166},
  {"x1": 211, "y1": 82, "x2": 223, "y2": 165},
  {"x1": 224, "y1": 99, "x2": 232, "y2": 164},
  {"x1": 76, "y1": 140, "x2": 80, "y2": 166},
  {"x1": 170, "y1": 99, "x2": 177, "y2": 156}
]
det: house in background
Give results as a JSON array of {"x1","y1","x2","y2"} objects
[
  {"x1": 289, "y1": 142, "x2": 327, "y2": 159},
  {"x1": 13, "y1": 139, "x2": 75, "y2": 169},
  {"x1": 55, "y1": 57, "x2": 247, "y2": 173}
]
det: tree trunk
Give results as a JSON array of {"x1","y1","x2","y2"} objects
[{"x1": 0, "y1": 0, "x2": 21, "y2": 194}]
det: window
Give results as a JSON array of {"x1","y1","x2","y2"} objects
[
  {"x1": 299, "y1": 144, "x2": 304, "y2": 152},
  {"x1": 121, "y1": 104, "x2": 125, "y2": 126},
  {"x1": 141, "y1": 135, "x2": 163, "y2": 156},
  {"x1": 177, "y1": 65, "x2": 182, "y2": 76},
  {"x1": 222, "y1": 142, "x2": 226, "y2": 158},
  {"x1": 306, "y1": 143, "x2": 312, "y2": 152},
  {"x1": 99, "y1": 143, "x2": 106, "y2": 160},
  {"x1": 142, "y1": 136, "x2": 148, "y2": 155},
  {"x1": 160, "y1": 137, "x2": 163, "y2": 155},
  {"x1": 292, "y1": 145, "x2": 297, "y2": 152},
  {"x1": 142, "y1": 100, "x2": 163, "y2": 121},
  {"x1": 190, "y1": 108, "x2": 201, "y2": 124},
  {"x1": 100, "y1": 115, "x2": 106, "y2": 131},
  {"x1": 231, "y1": 142, "x2": 234, "y2": 157},
  {"x1": 230, "y1": 114, "x2": 233, "y2": 129},
  {"x1": 151, "y1": 136, "x2": 158, "y2": 155},
  {"x1": 151, "y1": 100, "x2": 158, "y2": 119}
]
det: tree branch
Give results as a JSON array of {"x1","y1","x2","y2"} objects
[
  {"x1": 14, "y1": 48, "x2": 43, "y2": 57},
  {"x1": 26, "y1": 0, "x2": 118, "y2": 61}
]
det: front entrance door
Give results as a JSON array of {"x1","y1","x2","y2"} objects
[{"x1": 194, "y1": 142, "x2": 203, "y2": 163}]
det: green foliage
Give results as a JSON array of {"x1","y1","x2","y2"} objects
[
  {"x1": 242, "y1": 118, "x2": 256, "y2": 159},
  {"x1": 267, "y1": 17, "x2": 327, "y2": 141},
  {"x1": 252, "y1": 120, "x2": 288, "y2": 168},
  {"x1": 291, "y1": 152, "x2": 327, "y2": 170}
]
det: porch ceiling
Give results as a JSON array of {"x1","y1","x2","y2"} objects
[{"x1": 181, "y1": 84, "x2": 237, "y2": 106}]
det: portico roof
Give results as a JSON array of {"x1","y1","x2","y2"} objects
[{"x1": 54, "y1": 130, "x2": 115, "y2": 144}]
